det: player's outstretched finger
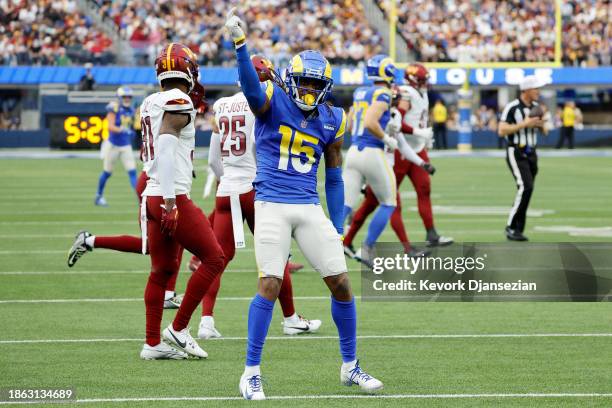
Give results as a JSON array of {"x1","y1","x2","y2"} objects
[{"x1": 227, "y1": 6, "x2": 236, "y2": 19}]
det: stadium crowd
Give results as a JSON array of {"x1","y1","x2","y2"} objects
[
  {"x1": 377, "y1": 0, "x2": 610, "y2": 66},
  {"x1": 0, "y1": 0, "x2": 115, "y2": 66},
  {"x1": 1, "y1": 0, "x2": 609, "y2": 67},
  {"x1": 98, "y1": 0, "x2": 384, "y2": 67}
]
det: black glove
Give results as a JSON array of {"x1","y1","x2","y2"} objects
[{"x1": 421, "y1": 162, "x2": 436, "y2": 175}]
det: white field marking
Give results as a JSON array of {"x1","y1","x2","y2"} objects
[
  {"x1": 0, "y1": 296, "x2": 329, "y2": 304},
  {"x1": 9, "y1": 210, "x2": 136, "y2": 215},
  {"x1": 0, "y1": 248, "x2": 255, "y2": 254},
  {"x1": 0, "y1": 268, "x2": 360, "y2": 276},
  {"x1": 413, "y1": 206, "x2": 555, "y2": 217},
  {"x1": 534, "y1": 226, "x2": 612, "y2": 238},
  {"x1": 1, "y1": 333, "x2": 611, "y2": 345},
  {"x1": 1, "y1": 394, "x2": 611, "y2": 405},
  {"x1": 0, "y1": 220, "x2": 135, "y2": 225}
]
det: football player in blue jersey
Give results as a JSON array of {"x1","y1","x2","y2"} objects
[
  {"x1": 95, "y1": 86, "x2": 138, "y2": 206},
  {"x1": 225, "y1": 8, "x2": 382, "y2": 400},
  {"x1": 342, "y1": 55, "x2": 405, "y2": 264}
]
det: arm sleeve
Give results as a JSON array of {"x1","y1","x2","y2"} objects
[
  {"x1": 325, "y1": 167, "x2": 345, "y2": 235},
  {"x1": 500, "y1": 103, "x2": 514, "y2": 123},
  {"x1": 157, "y1": 134, "x2": 178, "y2": 199},
  {"x1": 397, "y1": 135, "x2": 425, "y2": 166},
  {"x1": 236, "y1": 44, "x2": 267, "y2": 111},
  {"x1": 397, "y1": 106, "x2": 414, "y2": 134},
  {"x1": 208, "y1": 131, "x2": 224, "y2": 178}
]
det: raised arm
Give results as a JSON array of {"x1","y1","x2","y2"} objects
[{"x1": 225, "y1": 8, "x2": 271, "y2": 117}]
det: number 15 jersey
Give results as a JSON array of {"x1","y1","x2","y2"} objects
[
  {"x1": 140, "y1": 88, "x2": 196, "y2": 197},
  {"x1": 253, "y1": 81, "x2": 346, "y2": 204}
]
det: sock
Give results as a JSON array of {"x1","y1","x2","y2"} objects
[
  {"x1": 201, "y1": 315, "x2": 214, "y2": 325},
  {"x1": 342, "y1": 205, "x2": 352, "y2": 223},
  {"x1": 284, "y1": 313, "x2": 299, "y2": 324},
  {"x1": 277, "y1": 263, "x2": 295, "y2": 318},
  {"x1": 172, "y1": 258, "x2": 224, "y2": 331},
  {"x1": 342, "y1": 359, "x2": 358, "y2": 371},
  {"x1": 365, "y1": 205, "x2": 395, "y2": 246},
  {"x1": 390, "y1": 206, "x2": 411, "y2": 252},
  {"x1": 164, "y1": 290, "x2": 175, "y2": 300},
  {"x1": 331, "y1": 296, "x2": 356, "y2": 363},
  {"x1": 144, "y1": 272, "x2": 168, "y2": 346},
  {"x1": 201, "y1": 274, "x2": 221, "y2": 316},
  {"x1": 128, "y1": 169, "x2": 137, "y2": 190},
  {"x1": 97, "y1": 171, "x2": 111, "y2": 197},
  {"x1": 243, "y1": 365, "x2": 261, "y2": 377},
  {"x1": 246, "y1": 294, "x2": 275, "y2": 367},
  {"x1": 85, "y1": 235, "x2": 95, "y2": 248},
  {"x1": 344, "y1": 190, "x2": 379, "y2": 247},
  {"x1": 417, "y1": 191, "x2": 434, "y2": 230},
  {"x1": 93, "y1": 235, "x2": 141, "y2": 253}
]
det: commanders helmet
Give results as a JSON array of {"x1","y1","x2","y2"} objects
[
  {"x1": 155, "y1": 43, "x2": 205, "y2": 111},
  {"x1": 405, "y1": 63, "x2": 429, "y2": 88},
  {"x1": 284, "y1": 50, "x2": 333, "y2": 111},
  {"x1": 366, "y1": 54, "x2": 396, "y2": 84}
]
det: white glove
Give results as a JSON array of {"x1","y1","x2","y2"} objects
[
  {"x1": 413, "y1": 127, "x2": 433, "y2": 140},
  {"x1": 385, "y1": 108, "x2": 402, "y2": 136},
  {"x1": 225, "y1": 7, "x2": 246, "y2": 44},
  {"x1": 382, "y1": 133, "x2": 398, "y2": 151}
]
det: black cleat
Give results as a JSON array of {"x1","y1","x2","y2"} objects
[
  {"x1": 406, "y1": 247, "x2": 431, "y2": 257},
  {"x1": 505, "y1": 227, "x2": 528, "y2": 241}
]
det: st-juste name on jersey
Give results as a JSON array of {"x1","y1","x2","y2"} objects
[
  {"x1": 140, "y1": 88, "x2": 196, "y2": 197},
  {"x1": 399, "y1": 85, "x2": 429, "y2": 152},
  {"x1": 213, "y1": 92, "x2": 256, "y2": 196}
]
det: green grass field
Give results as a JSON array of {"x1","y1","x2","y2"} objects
[{"x1": 1, "y1": 153, "x2": 611, "y2": 407}]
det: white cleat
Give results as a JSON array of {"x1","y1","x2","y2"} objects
[
  {"x1": 282, "y1": 315, "x2": 322, "y2": 335},
  {"x1": 163, "y1": 293, "x2": 183, "y2": 309},
  {"x1": 139, "y1": 342, "x2": 188, "y2": 360},
  {"x1": 162, "y1": 324, "x2": 208, "y2": 359},
  {"x1": 198, "y1": 316, "x2": 222, "y2": 339},
  {"x1": 341, "y1": 360, "x2": 383, "y2": 393},
  {"x1": 67, "y1": 230, "x2": 92, "y2": 267},
  {"x1": 239, "y1": 374, "x2": 265, "y2": 400}
]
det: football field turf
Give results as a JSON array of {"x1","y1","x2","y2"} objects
[{"x1": 1, "y1": 152, "x2": 611, "y2": 407}]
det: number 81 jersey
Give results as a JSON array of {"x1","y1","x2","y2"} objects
[
  {"x1": 212, "y1": 92, "x2": 256, "y2": 196},
  {"x1": 140, "y1": 88, "x2": 196, "y2": 197},
  {"x1": 253, "y1": 81, "x2": 346, "y2": 204}
]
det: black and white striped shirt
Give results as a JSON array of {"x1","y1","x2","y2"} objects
[{"x1": 500, "y1": 98, "x2": 539, "y2": 148}]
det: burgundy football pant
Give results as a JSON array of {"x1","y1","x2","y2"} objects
[{"x1": 144, "y1": 195, "x2": 225, "y2": 346}]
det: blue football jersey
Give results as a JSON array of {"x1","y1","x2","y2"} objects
[
  {"x1": 350, "y1": 85, "x2": 392, "y2": 149},
  {"x1": 106, "y1": 101, "x2": 135, "y2": 147},
  {"x1": 253, "y1": 81, "x2": 347, "y2": 204}
]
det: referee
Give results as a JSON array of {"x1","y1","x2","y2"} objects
[{"x1": 498, "y1": 76, "x2": 549, "y2": 241}]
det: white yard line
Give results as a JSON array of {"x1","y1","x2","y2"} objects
[
  {"x1": 1, "y1": 393, "x2": 612, "y2": 405},
  {"x1": 0, "y1": 268, "x2": 359, "y2": 276},
  {"x1": 0, "y1": 296, "x2": 330, "y2": 304},
  {"x1": 1, "y1": 333, "x2": 611, "y2": 345}
]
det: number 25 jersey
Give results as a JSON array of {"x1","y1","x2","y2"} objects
[
  {"x1": 139, "y1": 88, "x2": 196, "y2": 197},
  {"x1": 253, "y1": 81, "x2": 346, "y2": 204}
]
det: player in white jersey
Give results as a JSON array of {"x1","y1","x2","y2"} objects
[
  {"x1": 136, "y1": 43, "x2": 229, "y2": 361},
  {"x1": 197, "y1": 59, "x2": 321, "y2": 339},
  {"x1": 395, "y1": 63, "x2": 452, "y2": 246}
]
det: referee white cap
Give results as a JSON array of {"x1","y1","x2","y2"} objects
[{"x1": 519, "y1": 75, "x2": 549, "y2": 90}]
